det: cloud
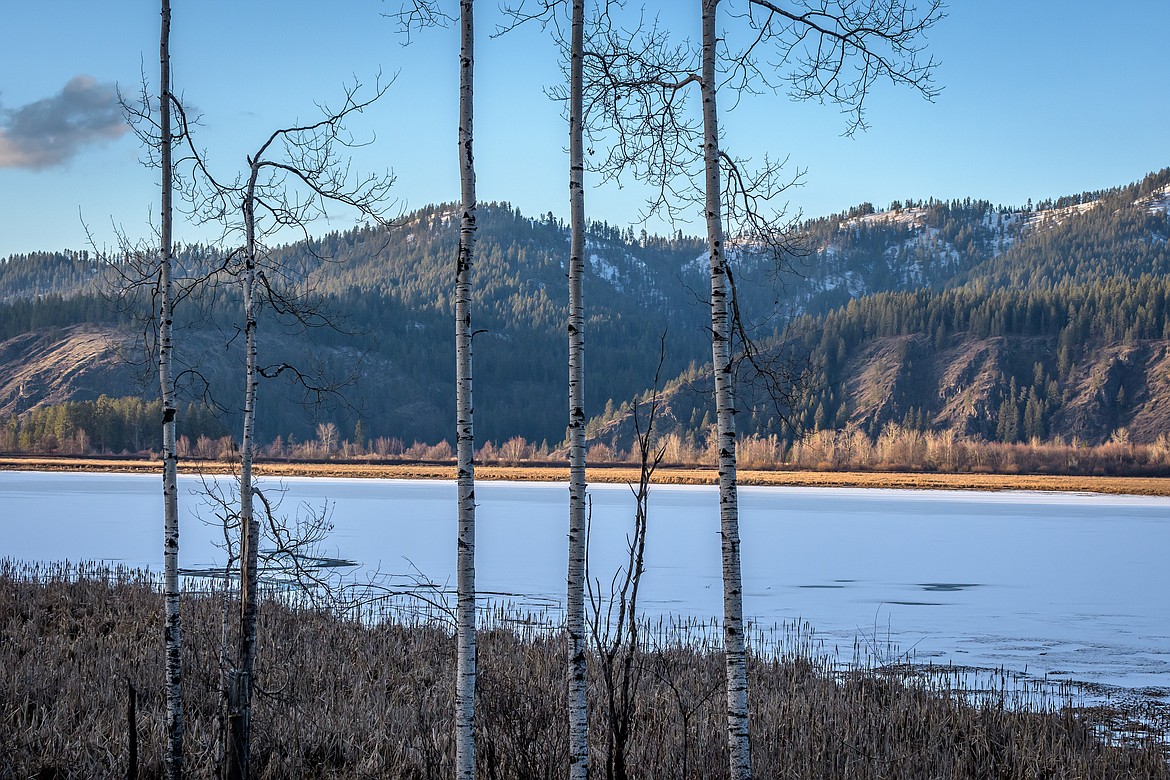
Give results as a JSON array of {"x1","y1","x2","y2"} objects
[{"x1": 0, "y1": 75, "x2": 129, "y2": 170}]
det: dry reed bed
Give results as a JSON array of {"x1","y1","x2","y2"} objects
[
  {"x1": 2, "y1": 562, "x2": 1167, "y2": 779},
  {"x1": 3, "y1": 456, "x2": 1170, "y2": 496}
]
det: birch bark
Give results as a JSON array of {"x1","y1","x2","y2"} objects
[
  {"x1": 226, "y1": 169, "x2": 261, "y2": 780},
  {"x1": 701, "y1": 2, "x2": 751, "y2": 778},
  {"x1": 158, "y1": 1, "x2": 183, "y2": 777},
  {"x1": 566, "y1": 0, "x2": 589, "y2": 777},
  {"x1": 455, "y1": 1, "x2": 478, "y2": 777}
]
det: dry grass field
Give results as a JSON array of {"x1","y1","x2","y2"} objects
[
  {"x1": 3, "y1": 455, "x2": 1170, "y2": 496},
  {"x1": 2, "y1": 561, "x2": 1167, "y2": 779}
]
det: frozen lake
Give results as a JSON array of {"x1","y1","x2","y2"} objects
[{"x1": 3, "y1": 470, "x2": 1168, "y2": 694}]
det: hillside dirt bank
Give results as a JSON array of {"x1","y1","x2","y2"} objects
[{"x1": 3, "y1": 455, "x2": 1169, "y2": 496}]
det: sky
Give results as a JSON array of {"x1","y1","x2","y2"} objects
[{"x1": 1, "y1": 0, "x2": 1168, "y2": 257}]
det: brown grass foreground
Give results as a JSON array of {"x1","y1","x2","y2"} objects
[
  {"x1": 3, "y1": 454, "x2": 1170, "y2": 496},
  {"x1": 2, "y1": 562, "x2": 1168, "y2": 779}
]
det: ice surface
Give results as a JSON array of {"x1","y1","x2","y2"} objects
[{"x1": 2, "y1": 471, "x2": 1167, "y2": 693}]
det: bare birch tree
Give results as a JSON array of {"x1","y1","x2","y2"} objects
[
  {"x1": 170, "y1": 80, "x2": 393, "y2": 780},
  {"x1": 391, "y1": 3, "x2": 479, "y2": 774},
  {"x1": 582, "y1": 2, "x2": 943, "y2": 776},
  {"x1": 494, "y1": 3, "x2": 592, "y2": 770},
  {"x1": 565, "y1": 4, "x2": 589, "y2": 777},
  {"x1": 454, "y1": 2, "x2": 479, "y2": 778},
  {"x1": 112, "y1": 4, "x2": 187, "y2": 772},
  {"x1": 157, "y1": 2, "x2": 183, "y2": 777},
  {"x1": 696, "y1": 9, "x2": 753, "y2": 776},
  {"x1": 700, "y1": 8, "x2": 941, "y2": 772}
]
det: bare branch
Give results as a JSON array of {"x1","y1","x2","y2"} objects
[
  {"x1": 577, "y1": 10, "x2": 705, "y2": 224},
  {"x1": 495, "y1": 0, "x2": 568, "y2": 38},
  {"x1": 388, "y1": 0, "x2": 456, "y2": 43},
  {"x1": 586, "y1": 333, "x2": 667, "y2": 778},
  {"x1": 733, "y1": 0, "x2": 946, "y2": 134}
]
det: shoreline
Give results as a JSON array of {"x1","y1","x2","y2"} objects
[{"x1": 3, "y1": 455, "x2": 1169, "y2": 496}]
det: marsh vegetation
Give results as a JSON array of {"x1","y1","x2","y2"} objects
[{"x1": 2, "y1": 561, "x2": 1167, "y2": 779}]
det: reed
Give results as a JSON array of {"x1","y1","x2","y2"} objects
[{"x1": 1, "y1": 560, "x2": 1166, "y2": 779}]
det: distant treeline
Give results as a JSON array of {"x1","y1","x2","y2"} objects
[
  {"x1": 0, "y1": 396, "x2": 226, "y2": 455},
  {"x1": 6, "y1": 396, "x2": 1169, "y2": 478}
]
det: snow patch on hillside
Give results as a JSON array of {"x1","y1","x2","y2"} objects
[
  {"x1": 811, "y1": 270, "x2": 866, "y2": 298},
  {"x1": 1140, "y1": 183, "x2": 1170, "y2": 215},
  {"x1": 589, "y1": 253, "x2": 621, "y2": 286},
  {"x1": 982, "y1": 210, "x2": 1024, "y2": 255},
  {"x1": 402, "y1": 207, "x2": 461, "y2": 229},
  {"x1": 1025, "y1": 200, "x2": 1100, "y2": 231},
  {"x1": 582, "y1": 239, "x2": 661, "y2": 295},
  {"x1": 678, "y1": 243, "x2": 784, "y2": 281},
  {"x1": 830, "y1": 207, "x2": 967, "y2": 268},
  {"x1": 682, "y1": 252, "x2": 708, "y2": 277},
  {"x1": 840, "y1": 207, "x2": 930, "y2": 231}
]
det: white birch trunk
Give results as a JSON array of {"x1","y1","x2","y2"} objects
[
  {"x1": 159, "y1": 1, "x2": 183, "y2": 777},
  {"x1": 701, "y1": 1, "x2": 752, "y2": 777},
  {"x1": 566, "y1": 0, "x2": 589, "y2": 777},
  {"x1": 455, "y1": 2, "x2": 478, "y2": 777},
  {"x1": 227, "y1": 171, "x2": 261, "y2": 780}
]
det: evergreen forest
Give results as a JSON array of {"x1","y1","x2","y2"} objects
[{"x1": 2, "y1": 169, "x2": 1169, "y2": 457}]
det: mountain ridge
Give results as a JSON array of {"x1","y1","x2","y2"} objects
[{"x1": 1, "y1": 168, "x2": 1168, "y2": 452}]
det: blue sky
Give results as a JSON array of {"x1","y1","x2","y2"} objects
[{"x1": 1, "y1": 0, "x2": 1168, "y2": 257}]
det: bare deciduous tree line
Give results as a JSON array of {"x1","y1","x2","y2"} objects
[{"x1": 127, "y1": 1, "x2": 942, "y2": 777}]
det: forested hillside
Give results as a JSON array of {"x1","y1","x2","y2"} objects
[
  {"x1": 2, "y1": 169, "x2": 1168, "y2": 453},
  {"x1": 589, "y1": 275, "x2": 1170, "y2": 453},
  {"x1": 571, "y1": 168, "x2": 1170, "y2": 450}
]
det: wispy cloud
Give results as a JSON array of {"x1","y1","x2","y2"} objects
[{"x1": 0, "y1": 75, "x2": 129, "y2": 170}]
